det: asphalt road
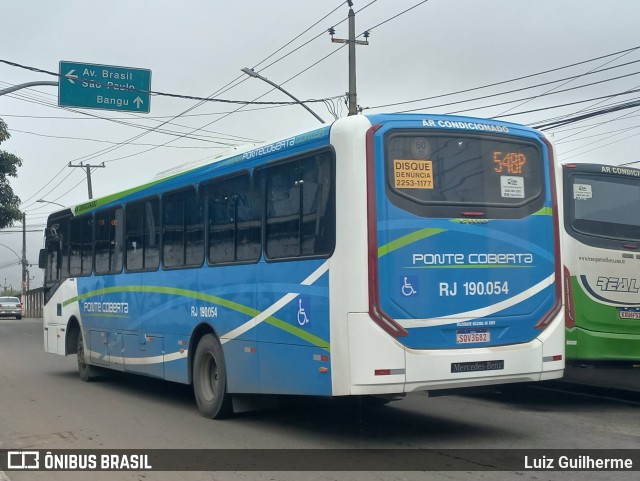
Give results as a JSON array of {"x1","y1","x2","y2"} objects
[{"x1": 0, "y1": 318, "x2": 638, "y2": 481}]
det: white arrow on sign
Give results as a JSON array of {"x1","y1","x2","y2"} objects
[
  {"x1": 65, "y1": 69, "x2": 79, "y2": 84},
  {"x1": 133, "y1": 97, "x2": 143, "y2": 108}
]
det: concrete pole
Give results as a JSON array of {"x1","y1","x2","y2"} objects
[
  {"x1": 348, "y1": 6, "x2": 358, "y2": 116},
  {"x1": 21, "y1": 212, "x2": 26, "y2": 300}
]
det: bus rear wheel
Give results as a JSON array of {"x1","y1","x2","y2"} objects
[
  {"x1": 193, "y1": 334, "x2": 232, "y2": 419},
  {"x1": 77, "y1": 331, "x2": 98, "y2": 382}
]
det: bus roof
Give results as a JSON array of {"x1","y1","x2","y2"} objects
[{"x1": 61, "y1": 113, "x2": 544, "y2": 217}]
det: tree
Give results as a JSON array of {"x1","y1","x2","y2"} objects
[{"x1": 0, "y1": 118, "x2": 22, "y2": 229}]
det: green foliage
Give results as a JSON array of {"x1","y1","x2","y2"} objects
[{"x1": 0, "y1": 118, "x2": 23, "y2": 229}]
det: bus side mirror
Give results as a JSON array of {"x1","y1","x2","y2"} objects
[{"x1": 38, "y1": 249, "x2": 47, "y2": 269}]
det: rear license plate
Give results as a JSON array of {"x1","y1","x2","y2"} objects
[
  {"x1": 619, "y1": 308, "x2": 640, "y2": 320},
  {"x1": 456, "y1": 329, "x2": 490, "y2": 344}
]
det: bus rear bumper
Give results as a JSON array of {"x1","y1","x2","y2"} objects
[
  {"x1": 346, "y1": 312, "x2": 564, "y2": 395},
  {"x1": 566, "y1": 326, "x2": 640, "y2": 363}
]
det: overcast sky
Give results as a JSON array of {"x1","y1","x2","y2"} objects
[{"x1": 1, "y1": 0, "x2": 639, "y2": 289}]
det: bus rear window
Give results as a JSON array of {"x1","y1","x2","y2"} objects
[
  {"x1": 385, "y1": 132, "x2": 544, "y2": 218},
  {"x1": 570, "y1": 175, "x2": 640, "y2": 241}
]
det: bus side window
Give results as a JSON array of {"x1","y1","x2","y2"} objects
[
  {"x1": 163, "y1": 187, "x2": 204, "y2": 268},
  {"x1": 262, "y1": 150, "x2": 335, "y2": 260},
  {"x1": 69, "y1": 215, "x2": 93, "y2": 277},
  {"x1": 144, "y1": 199, "x2": 160, "y2": 269},
  {"x1": 204, "y1": 173, "x2": 260, "y2": 265},
  {"x1": 95, "y1": 207, "x2": 123, "y2": 275},
  {"x1": 126, "y1": 198, "x2": 160, "y2": 272}
]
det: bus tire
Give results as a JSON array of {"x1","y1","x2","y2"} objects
[
  {"x1": 193, "y1": 334, "x2": 232, "y2": 419},
  {"x1": 77, "y1": 331, "x2": 98, "y2": 382}
]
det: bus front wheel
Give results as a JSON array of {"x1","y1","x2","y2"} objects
[
  {"x1": 193, "y1": 334, "x2": 232, "y2": 419},
  {"x1": 77, "y1": 332, "x2": 98, "y2": 382}
]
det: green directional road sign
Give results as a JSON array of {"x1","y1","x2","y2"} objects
[{"x1": 58, "y1": 61, "x2": 151, "y2": 113}]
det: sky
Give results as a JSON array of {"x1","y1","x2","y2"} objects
[{"x1": 1, "y1": 0, "x2": 640, "y2": 290}]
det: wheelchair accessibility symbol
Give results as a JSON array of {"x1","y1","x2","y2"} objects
[
  {"x1": 401, "y1": 276, "x2": 418, "y2": 297},
  {"x1": 297, "y1": 297, "x2": 311, "y2": 326}
]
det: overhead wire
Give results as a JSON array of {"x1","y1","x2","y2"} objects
[
  {"x1": 530, "y1": 98, "x2": 640, "y2": 130},
  {"x1": 9, "y1": 128, "x2": 237, "y2": 149},
  {"x1": 527, "y1": 95, "x2": 640, "y2": 129},
  {"x1": 0, "y1": 59, "x2": 342, "y2": 106},
  {"x1": 552, "y1": 124, "x2": 640, "y2": 144},
  {"x1": 560, "y1": 129, "x2": 640, "y2": 162},
  {"x1": 251, "y1": 0, "x2": 347, "y2": 72},
  {"x1": 363, "y1": 45, "x2": 640, "y2": 111},
  {"x1": 545, "y1": 111, "x2": 640, "y2": 134},
  {"x1": 5, "y1": 1, "x2": 352, "y2": 207},
  {"x1": 493, "y1": 45, "x2": 640, "y2": 117},
  {"x1": 389, "y1": 69, "x2": 640, "y2": 115}
]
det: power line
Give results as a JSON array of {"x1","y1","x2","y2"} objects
[
  {"x1": 618, "y1": 159, "x2": 640, "y2": 166},
  {"x1": 89, "y1": 5, "x2": 385, "y2": 169},
  {"x1": 0, "y1": 80, "x2": 275, "y2": 139},
  {"x1": 10, "y1": 0, "x2": 435, "y2": 206},
  {"x1": 531, "y1": 98, "x2": 640, "y2": 130},
  {"x1": 364, "y1": 0, "x2": 430, "y2": 32},
  {"x1": 493, "y1": 45, "x2": 640, "y2": 117},
  {"x1": 553, "y1": 124, "x2": 640, "y2": 144},
  {"x1": 0, "y1": 229, "x2": 46, "y2": 234},
  {"x1": 6, "y1": 5, "x2": 352, "y2": 207},
  {"x1": 392, "y1": 68, "x2": 640, "y2": 115},
  {"x1": 544, "y1": 111, "x2": 640, "y2": 134},
  {"x1": 363, "y1": 45, "x2": 640, "y2": 111},
  {"x1": 559, "y1": 122, "x2": 640, "y2": 156},
  {"x1": 9, "y1": 127, "x2": 247, "y2": 149},
  {"x1": 560, "y1": 128, "x2": 640, "y2": 162},
  {"x1": 527, "y1": 95, "x2": 640, "y2": 129},
  {"x1": 0, "y1": 58, "x2": 342, "y2": 105},
  {"x1": 486, "y1": 89, "x2": 640, "y2": 119},
  {"x1": 252, "y1": 0, "x2": 346, "y2": 72}
]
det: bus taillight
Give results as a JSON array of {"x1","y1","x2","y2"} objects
[
  {"x1": 366, "y1": 125, "x2": 408, "y2": 338},
  {"x1": 535, "y1": 137, "x2": 562, "y2": 330},
  {"x1": 564, "y1": 266, "x2": 576, "y2": 329}
]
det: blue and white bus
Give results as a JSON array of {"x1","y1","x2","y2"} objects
[{"x1": 39, "y1": 113, "x2": 564, "y2": 418}]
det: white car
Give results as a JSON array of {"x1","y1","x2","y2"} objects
[{"x1": 0, "y1": 296, "x2": 22, "y2": 319}]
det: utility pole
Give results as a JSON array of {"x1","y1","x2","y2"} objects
[
  {"x1": 68, "y1": 161, "x2": 105, "y2": 199},
  {"x1": 21, "y1": 212, "x2": 26, "y2": 300},
  {"x1": 329, "y1": 1, "x2": 369, "y2": 116}
]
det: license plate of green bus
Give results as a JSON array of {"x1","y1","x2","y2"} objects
[
  {"x1": 619, "y1": 308, "x2": 640, "y2": 320},
  {"x1": 456, "y1": 329, "x2": 490, "y2": 344}
]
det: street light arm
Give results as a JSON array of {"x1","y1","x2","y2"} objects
[
  {"x1": 241, "y1": 68, "x2": 325, "y2": 124},
  {"x1": 0, "y1": 81, "x2": 59, "y2": 97},
  {"x1": 36, "y1": 199, "x2": 66, "y2": 208},
  {"x1": 0, "y1": 243, "x2": 22, "y2": 262}
]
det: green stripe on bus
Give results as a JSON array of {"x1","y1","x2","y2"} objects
[
  {"x1": 378, "y1": 227, "x2": 446, "y2": 258},
  {"x1": 64, "y1": 286, "x2": 329, "y2": 351},
  {"x1": 533, "y1": 207, "x2": 553, "y2": 216},
  {"x1": 72, "y1": 175, "x2": 181, "y2": 216}
]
